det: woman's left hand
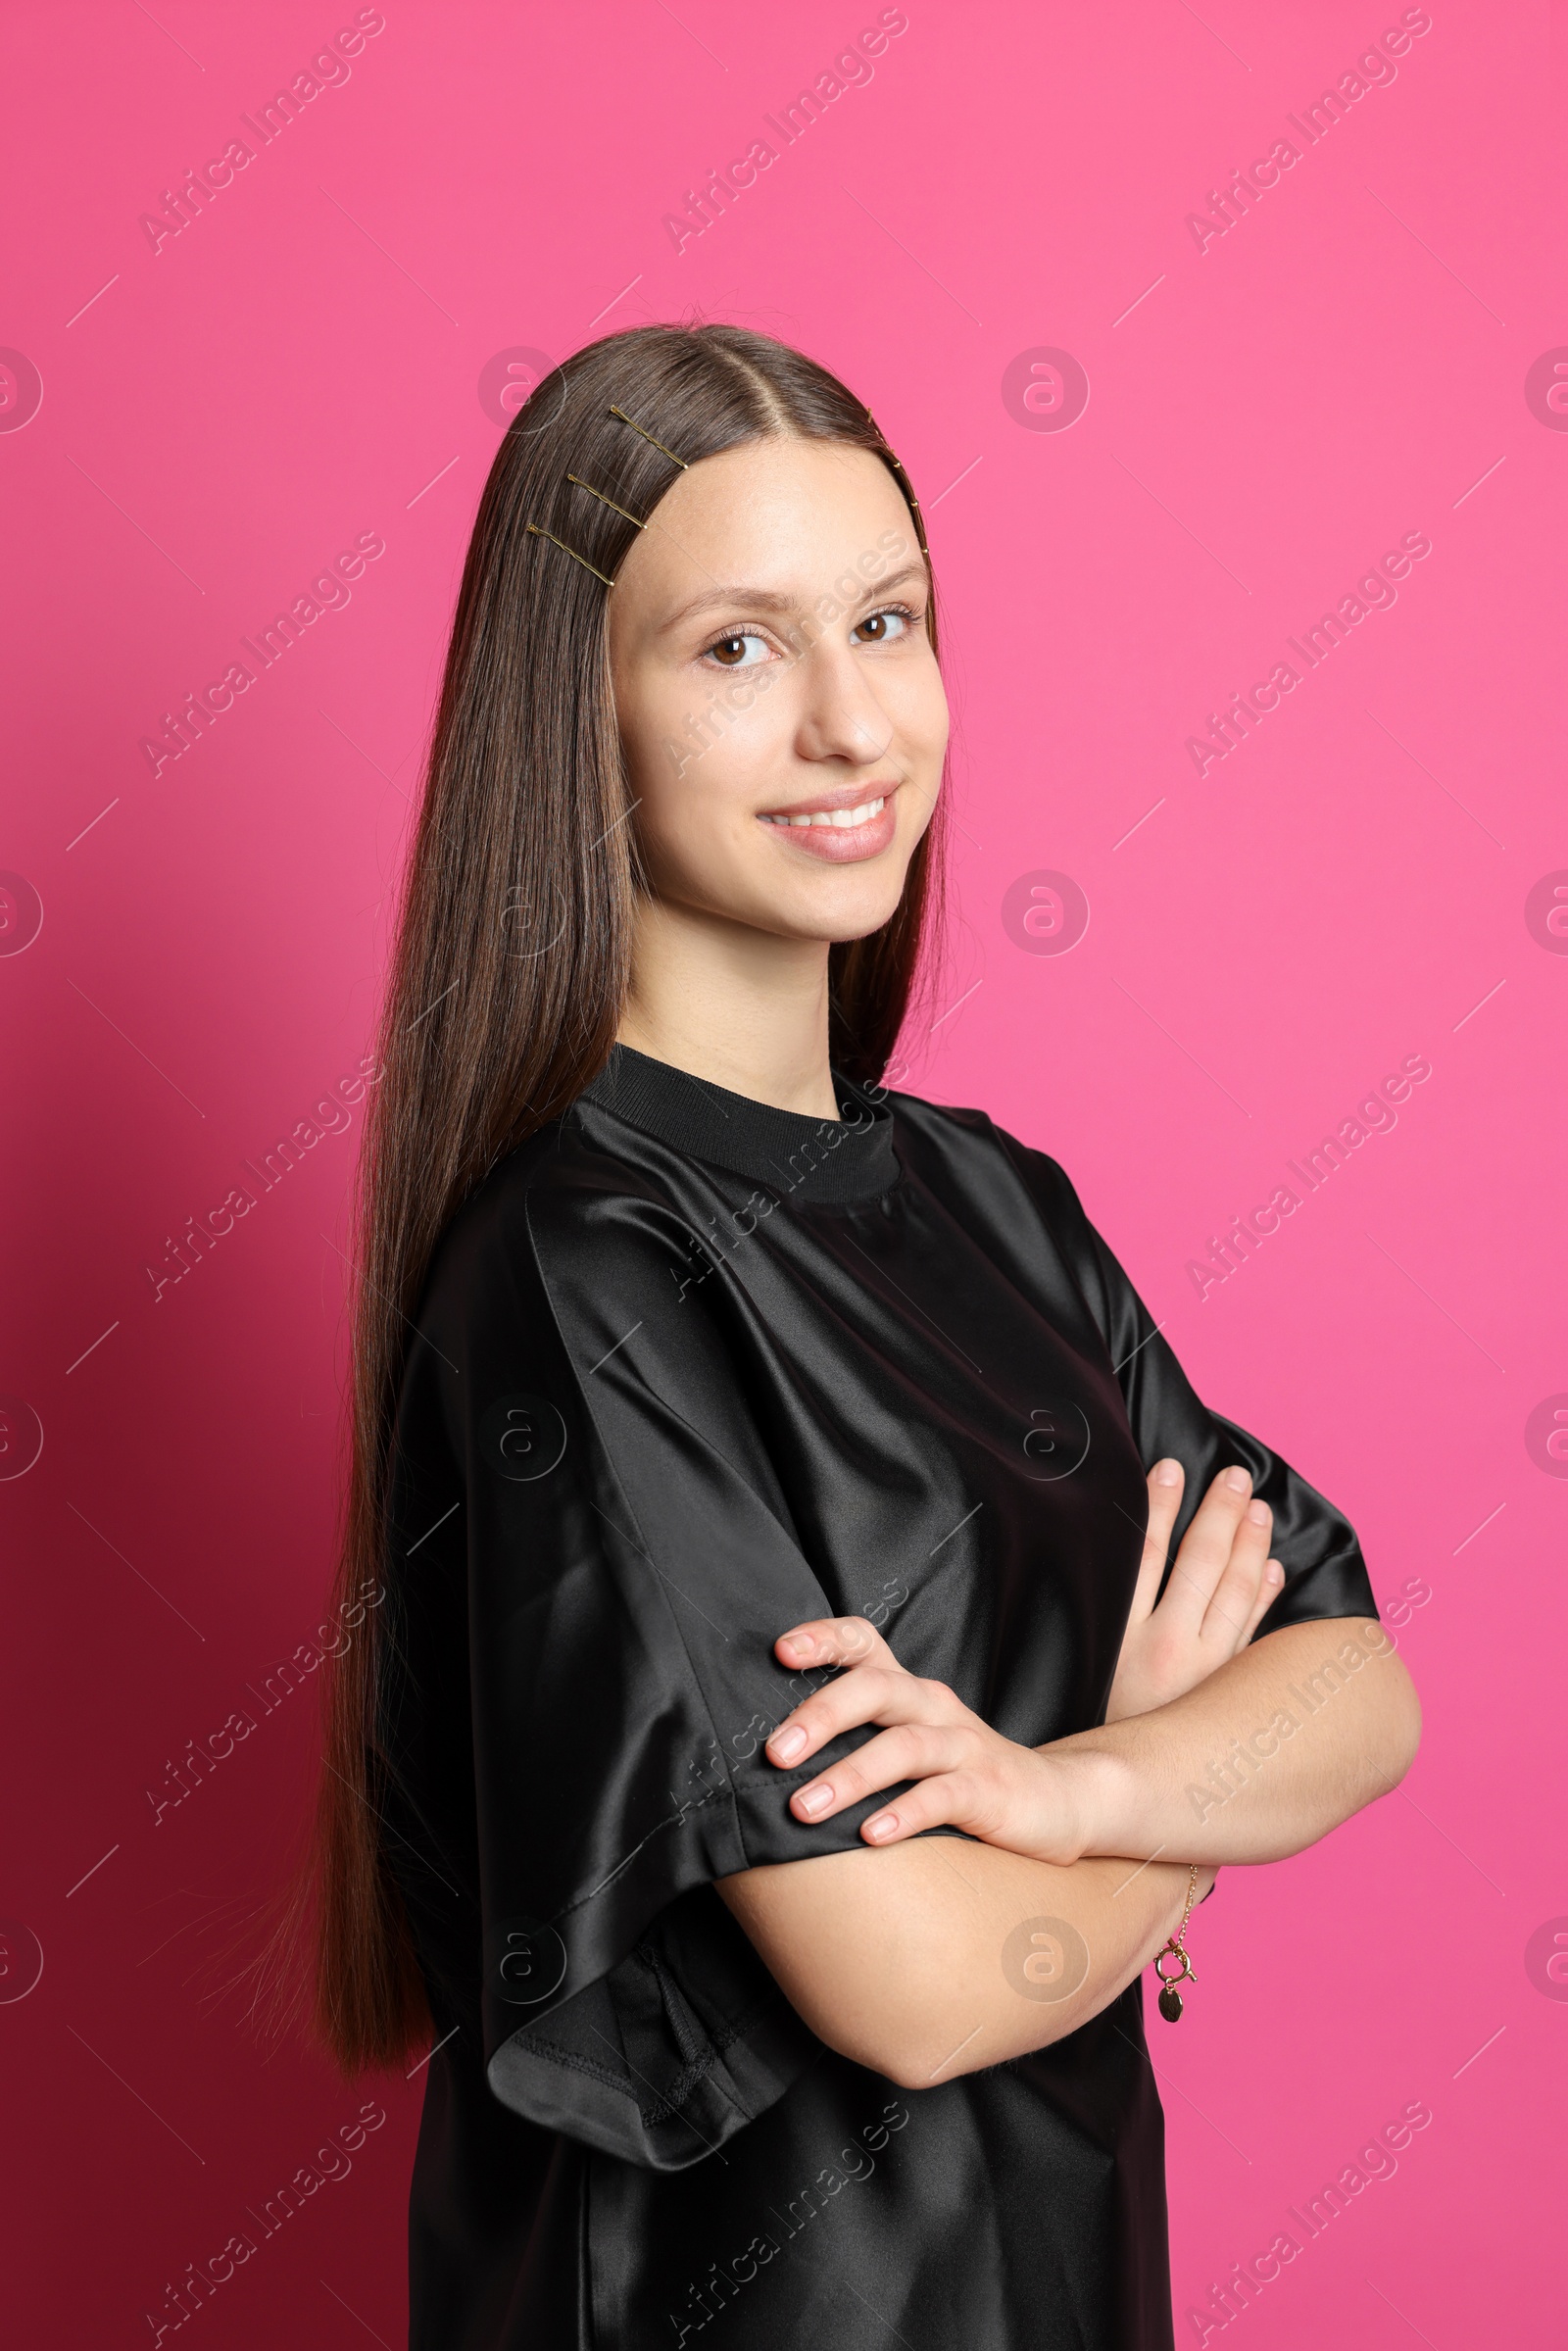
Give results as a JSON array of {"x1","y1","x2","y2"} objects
[{"x1": 763, "y1": 1616, "x2": 1093, "y2": 1864}]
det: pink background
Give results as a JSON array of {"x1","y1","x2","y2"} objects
[{"x1": 4, "y1": 2, "x2": 1564, "y2": 2342}]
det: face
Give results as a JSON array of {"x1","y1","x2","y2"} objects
[{"x1": 608, "y1": 437, "x2": 949, "y2": 945}]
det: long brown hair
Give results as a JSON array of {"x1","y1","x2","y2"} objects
[{"x1": 300, "y1": 322, "x2": 949, "y2": 2071}]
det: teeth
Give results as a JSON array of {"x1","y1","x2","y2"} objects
[{"x1": 766, "y1": 797, "x2": 884, "y2": 830}]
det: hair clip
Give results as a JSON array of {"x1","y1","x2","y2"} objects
[
  {"x1": 608, "y1": 406, "x2": 689, "y2": 467},
  {"x1": 865, "y1": 407, "x2": 929, "y2": 552},
  {"x1": 525, "y1": 521, "x2": 614, "y2": 586},
  {"x1": 567, "y1": 473, "x2": 647, "y2": 528}
]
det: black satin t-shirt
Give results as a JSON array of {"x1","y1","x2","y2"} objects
[{"x1": 379, "y1": 1046, "x2": 1378, "y2": 2351}]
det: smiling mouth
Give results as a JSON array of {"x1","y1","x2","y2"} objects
[{"x1": 760, "y1": 795, "x2": 887, "y2": 830}]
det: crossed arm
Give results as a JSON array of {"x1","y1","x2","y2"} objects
[{"x1": 716, "y1": 1459, "x2": 1421, "y2": 2091}]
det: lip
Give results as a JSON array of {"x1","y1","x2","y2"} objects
[{"x1": 757, "y1": 781, "x2": 900, "y2": 864}]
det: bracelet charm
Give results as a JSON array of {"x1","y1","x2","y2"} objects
[{"x1": 1154, "y1": 1865, "x2": 1201, "y2": 2022}]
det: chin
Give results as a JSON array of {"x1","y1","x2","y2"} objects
[
  {"x1": 760, "y1": 865, "x2": 912, "y2": 943},
  {"x1": 662, "y1": 848, "x2": 915, "y2": 945}
]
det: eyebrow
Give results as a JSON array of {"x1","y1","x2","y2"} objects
[{"x1": 660, "y1": 561, "x2": 928, "y2": 633}]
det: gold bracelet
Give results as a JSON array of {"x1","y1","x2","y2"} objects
[{"x1": 1154, "y1": 1864, "x2": 1200, "y2": 2023}]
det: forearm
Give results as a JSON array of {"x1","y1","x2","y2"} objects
[
  {"x1": 716, "y1": 1837, "x2": 1203, "y2": 2090},
  {"x1": 723, "y1": 1608, "x2": 1418, "y2": 2075},
  {"x1": 1049, "y1": 1617, "x2": 1421, "y2": 1867}
]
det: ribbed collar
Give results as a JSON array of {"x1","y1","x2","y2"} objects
[{"x1": 577, "y1": 1043, "x2": 902, "y2": 1203}]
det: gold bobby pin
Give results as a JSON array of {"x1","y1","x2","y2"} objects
[
  {"x1": 866, "y1": 407, "x2": 929, "y2": 552},
  {"x1": 566, "y1": 474, "x2": 647, "y2": 528},
  {"x1": 868, "y1": 418, "x2": 922, "y2": 505},
  {"x1": 609, "y1": 406, "x2": 689, "y2": 467},
  {"x1": 525, "y1": 521, "x2": 614, "y2": 586}
]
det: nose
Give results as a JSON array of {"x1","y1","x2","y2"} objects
[{"x1": 791, "y1": 636, "x2": 894, "y2": 768}]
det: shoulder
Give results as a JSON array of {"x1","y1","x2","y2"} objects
[
  {"x1": 412, "y1": 1101, "x2": 720, "y2": 1360},
  {"x1": 881, "y1": 1084, "x2": 1085, "y2": 1226},
  {"x1": 433, "y1": 1098, "x2": 688, "y2": 1249},
  {"x1": 878, "y1": 1083, "x2": 1121, "y2": 1339}
]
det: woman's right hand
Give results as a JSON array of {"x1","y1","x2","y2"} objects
[{"x1": 1104, "y1": 1460, "x2": 1284, "y2": 1724}]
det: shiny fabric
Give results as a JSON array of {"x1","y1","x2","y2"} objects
[{"x1": 380, "y1": 1046, "x2": 1377, "y2": 2350}]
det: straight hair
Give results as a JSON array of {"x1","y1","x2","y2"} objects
[{"x1": 275, "y1": 321, "x2": 949, "y2": 2070}]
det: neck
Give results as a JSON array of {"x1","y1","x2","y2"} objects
[{"x1": 615, "y1": 896, "x2": 841, "y2": 1119}]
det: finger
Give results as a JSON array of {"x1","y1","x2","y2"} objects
[
  {"x1": 1239, "y1": 1555, "x2": 1286, "y2": 1645},
  {"x1": 1125, "y1": 1460, "x2": 1185, "y2": 1628},
  {"x1": 773, "y1": 1614, "x2": 897, "y2": 1674},
  {"x1": 859, "y1": 1767, "x2": 992, "y2": 1846},
  {"x1": 789, "y1": 1721, "x2": 974, "y2": 1825},
  {"x1": 765, "y1": 1665, "x2": 952, "y2": 1771},
  {"x1": 1156, "y1": 1465, "x2": 1255, "y2": 1632},
  {"x1": 1200, "y1": 1496, "x2": 1273, "y2": 1649}
]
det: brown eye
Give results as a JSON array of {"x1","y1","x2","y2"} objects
[
  {"x1": 853, "y1": 609, "x2": 910, "y2": 645},
  {"x1": 703, "y1": 630, "x2": 767, "y2": 670}
]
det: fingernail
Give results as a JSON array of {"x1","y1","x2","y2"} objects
[
  {"x1": 1224, "y1": 1466, "x2": 1250, "y2": 1494},
  {"x1": 797, "y1": 1783, "x2": 832, "y2": 1817},
  {"x1": 1245, "y1": 1498, "x2": 1270, "y2": 1526},
  {"x1": 1266, "y1": 1561, "x2": 1285, "y2": 1586},
  {"x1": 864, "y1": 1811, "x2": 898, "y2": 1840},
  {"x1": 782, "y1": 1633, "x2": 815, "y2": 1659},
  {"x1": 1153, "y1": 1459, "x2": 1182, "y2": 1487},
  {"x1": 770, "y1": 1726, "x2": 808, "y2": 1764}
]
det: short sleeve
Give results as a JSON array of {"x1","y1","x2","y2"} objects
[
  {"x1": 993, "y1": 1133, "x2": 1379, "y2": 1633},
  {"x1": 396, "y1": 1174, "x2": 919, "y2": 2171}
]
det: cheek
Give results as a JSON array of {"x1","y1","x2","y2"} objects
[
  {"x1": 618, "y1": 678, "x2": 785, "y2": 891},
  {"x1": 622, "y1": 655, "x2": 787, "y2": 798},
  {"x1": 620, "y1": 646, "x2": 732, "y2": 752},
  {"x1": 887, "y1": 673, "x2": 950, "y2": 819},
  {"x1": 921, "y1": 674, "x2": 951, "y2": 761},
  {"x1": 888, "y1": 645, "x2": 950, "y2": 756}
]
